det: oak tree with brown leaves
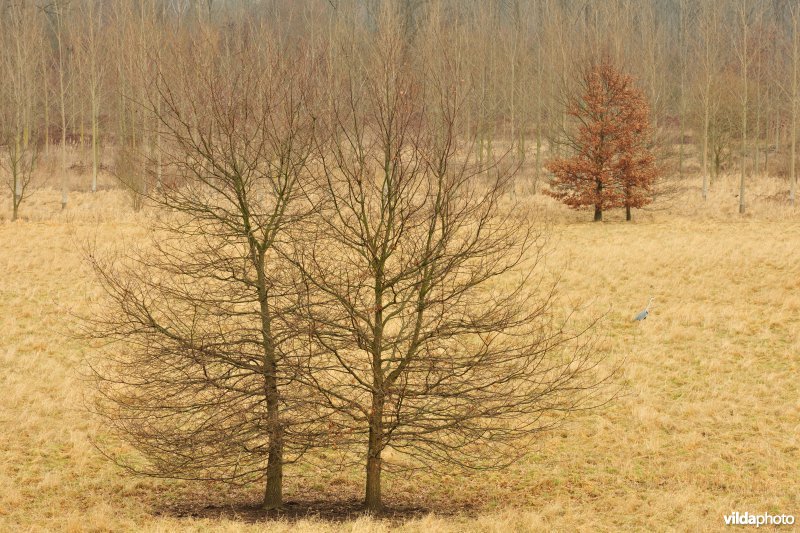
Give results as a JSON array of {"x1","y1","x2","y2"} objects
[{"x1": 546, "y1": 59, "x2": 658, "y2": 221}]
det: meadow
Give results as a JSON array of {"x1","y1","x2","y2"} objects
[{"x1": 1, "y1": 173, "x2": 798, "y2": 532}]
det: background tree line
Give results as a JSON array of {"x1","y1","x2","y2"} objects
[{"x1": 2, "y1": 0, "x2": 800, "y2": 220}]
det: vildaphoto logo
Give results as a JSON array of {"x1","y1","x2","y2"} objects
[{"x1": 724, "y1": 512, "x2": 795, "y2": 527}]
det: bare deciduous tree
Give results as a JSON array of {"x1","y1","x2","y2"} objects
[
  {"x1": 294, "y1": 10, "x2": 610, "y2": 513},
  {"x1": 734, "y1": 0, "x2": 755, "y2": 214},
  {"x1": 1, "y1": 0, "x2": 41, "y2": 220},
  {"x1": 47, "y1": 0, "x2": 72, "y2": 210},
  {"x1": 85, "y1": 34, "x2": 324, "y2": 510},
  {"x1": 76, "y1": 0, "x2": 107, "y2": 194}
]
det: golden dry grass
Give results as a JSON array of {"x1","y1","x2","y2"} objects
[{"x1": 1, "y1": 175, "x2": 798, "y2": 531}]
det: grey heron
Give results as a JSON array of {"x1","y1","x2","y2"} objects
[{"x1": 634, "y1": 296, "x2": 655, "y2": 321}]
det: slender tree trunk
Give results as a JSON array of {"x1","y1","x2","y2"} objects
[
  {"x1": 12, "y1": 189, "x2": 19, "y2": 221},
  {"x1": 91, "y1": 91, "x2": 98, "y2": 193},
  {"x1": 534, "y1": 46, "x2": 542, "y2": 193},
  {"x1": 678, "y1": 114, "x2": 684, "y2": 181},
  {"x1": 792, "y1": 11, "x2": 798, "y2": 207},
  {"x1": 60, "y1": 93, "x2": 68, "y2": 210},
  {"x1": 79, "y1": 90, "x2": 85, "y2": 154},
  {"x1": 13, "y1": 32, "x2": 24, "y2": 221},
  {"x1": 13, "y1": 135, "x2": 21, "y2": 221},
  {"x1": 702, "y1": 99, "x2": 709, "y2": 200},
  {"x1": 90, "y1": 14, "x2": 100, "y2": 195},
  {"x1": 626, "y1": 205, "x2": 631, "y2": 221},
  {"x1": 12, "y1": 162, "x2": 20, "y2": 221},
  {"x1": 509, "y1": 38, "x2": 516, "y2": 158},
  {"x1": 41, "y1": 45, "x2": 50, "y2": 158},
  {"x1": 678, "y1": 0, "x2": 686, "y2": 182},
  {"x1": 156, "y1": 94, "x2": 162, "y2": 189},
  {"x1": 739, "y1": 0, "x2": 748, "y2": 215},
  {"x1": 753, "y1": 67, "x2": 760, "y2": 176},
  {"x1": 56, "y1": 1, "x2": 68, "y2": 210}
]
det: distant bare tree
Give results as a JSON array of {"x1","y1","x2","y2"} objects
[
  {"x1": 1, "y1": 0, "x2": 42, "y2": 220},
  {"x1": 294, "y1": 9, "x2": 610, "y2": 513},
  {"x1": 693, "y1": 0, "x2": 725, "y2": 200},
  {"x1": 46, "y1": 0, "x2": 72, "y2": 210},
  {"x1": 0, "y1": 131, "x2": 39, "y2": 222},
  {"x1": 789, "y1": 3, "x2": 799, "y2": 206},
  {"x1": 75, "y1": 0, "x2": 108, "y2": 193},
  {"x1": 734, "y1": 0, "x2": 756, "y2": 214},
  {"x1": 85, "y1": 34, "x2": 324, "y2": 510}
]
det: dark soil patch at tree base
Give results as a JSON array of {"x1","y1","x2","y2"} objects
[{"x1": 154, "y1": 498, "x2": 448, "y2": 523}]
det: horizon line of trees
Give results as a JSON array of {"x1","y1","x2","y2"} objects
[{"x1": 2, "y1": 0, "x2": 799, "y2": 220}]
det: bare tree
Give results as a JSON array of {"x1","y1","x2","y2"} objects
[
  {"x1": 1, "y1": 0, "x2": 42, "y2": 220},
  {"x1": 86, "y1": 34, "x2": 324, "y2": 510},
  {"x1": 76, "y1": 0, "x2": 107, "y2": 193},
  {"x1": 47, "y1": 0, "x2": 72, "y2": 210},
  {"x1": 790, "y1": 4, "x2": 799, "y2": 206},
  {"x1": 734, "y1": 0, "x2": 754, "y2": 214},
  {"x1": 110, "y1": 0, "x2": 153, "y2": 211},
  {"x1": 693, "y1": 0, "x2": 724, "y2": 200},
  {"x1": 294, "y1": 9, "x2": 609, "y2": 513},
  {"x1": 0, "y1": 128, "x2": 39, "y2": 222},
  {"x1": 705, "y1": 74, "x2": 740, "y2": 179}
]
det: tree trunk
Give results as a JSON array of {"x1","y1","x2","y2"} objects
[
  {"x1": 534, "y1": 45, "x2": 542, "y2": 194},
  {"x1": 626, "y1": 205, "x2": 631, "y2": 221},
  {"x1": 156, "y1": 96, "x2": 163, "y2": 189},
  {"x1": 739, "y1": 0, "x2": 747, "y2": 216},
  {"x1": 262, "y1": 408, "x2": 283, "y2": 510},
  {"x1": 678, "y1": 0, "x2": 685, "y2": 183},
  {"x1": 702, "y1": 100, "x2": 709, "y2": 200},
  {"x1": 365, "y1": 263, "x2": 386, "y2": 513},
  {"x1": 365, "y1": 393, "x2": 384, "y2": 513},
  {"x1": 594, "y1": 205, "x2": 602, "y2": 222},
  {"x1": 793, "y1": 99, "x2": 797, "y2": 207},
  {"x1": 13, "y1": 185, "x2": 21, "y2": 221},
  {"x1": 41, "y1": 42, "x2": 50, "y2": 158},
  {"x1": 792, "y1": 10, "x2": 798, "y2": 207},
  {"x1": 257, "y1": 262, "x2": 283, "y2": 510},
  {"x1": 92, "y1": 98, "x2": 98, "y2": 193},
  {"x1": 57, "y1": 1, "x2": 68, "y2": 211},
  {"x1": 13, "y1": 135, "x2": 21, "y2": 221},
  {"x1": 13, "y1": 167, "x2": 20, "y2": 221},
  {"x1": 261, "y1": 345, "x2": 283, "y2": 509}
]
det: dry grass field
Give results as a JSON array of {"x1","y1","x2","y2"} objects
[{"x1": 1, "y1": 175, "x2": 798, "y2": 532}]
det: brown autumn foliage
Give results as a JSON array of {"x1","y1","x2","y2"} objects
[{"x1": 546, "y1": 59, "x2": 659, "y2": 221}]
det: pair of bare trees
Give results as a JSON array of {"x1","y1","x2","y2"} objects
[{"x1": 87, "y1": 9, "x2": 608, "y2": 514}]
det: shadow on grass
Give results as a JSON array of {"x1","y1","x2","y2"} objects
[{"x1": 154, "y1": 497, "x2": 458, "y2": 523}]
